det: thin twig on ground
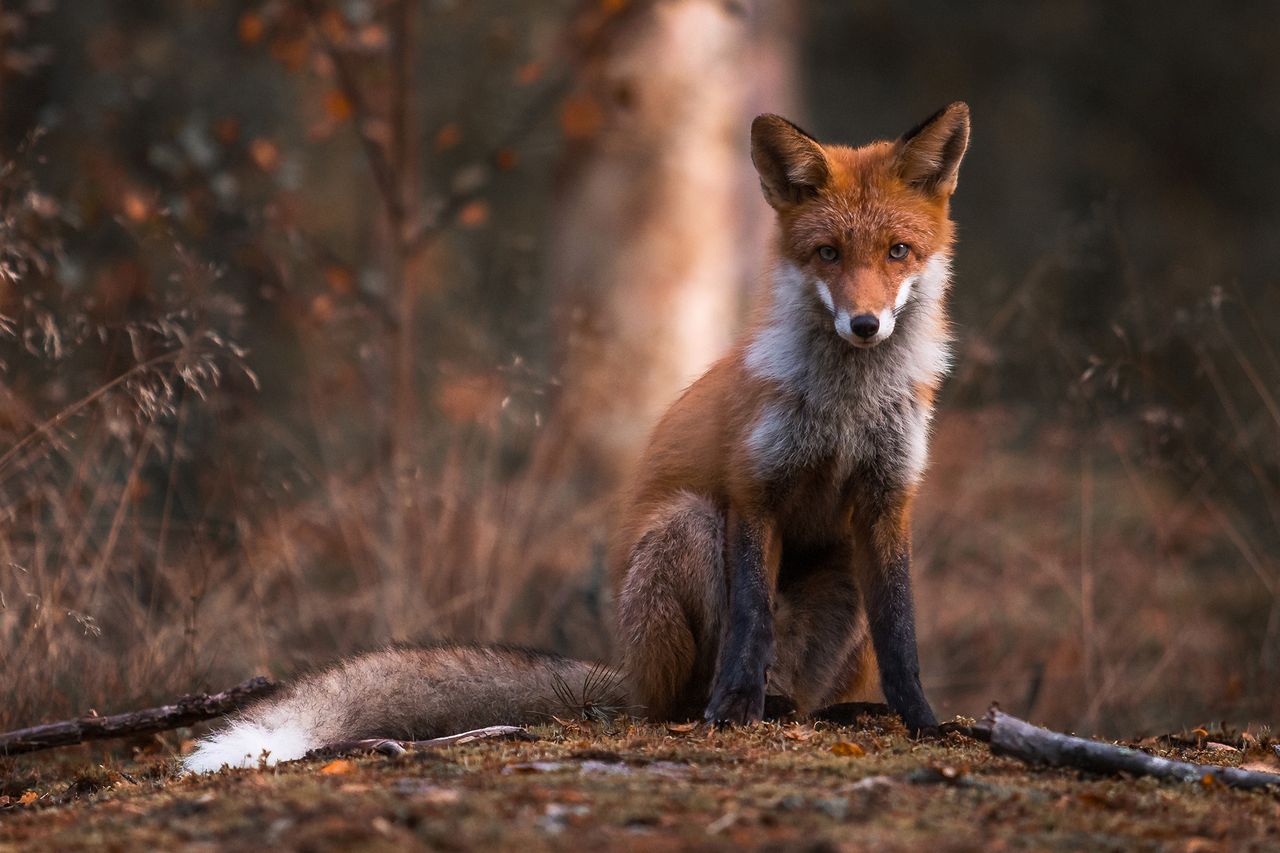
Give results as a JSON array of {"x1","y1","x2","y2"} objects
[
  {"x1": 0, "y1": 677, "x2": 277, "y2": 757},
  {"x1": 306, "y1": 726, "x2": 538, "y2": 759}
]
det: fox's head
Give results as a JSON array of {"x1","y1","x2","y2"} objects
[{"x1": 751, "y1": 103, "x2": 969, "y2": 348}]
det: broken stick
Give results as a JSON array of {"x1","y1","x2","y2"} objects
[
  {"x1": 0, "y1": 677, "x2": 277, "y2": 757},
  {"x1": 979, "y1": 707, "x2": 1280, "y2": 791},
  {"x1": 306, "y1": 725, "x2": 538, "y2": 760}
]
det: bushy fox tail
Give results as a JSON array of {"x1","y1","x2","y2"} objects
[{"x1": 182, "y1": 644, "x2": 624, "y2": 773}]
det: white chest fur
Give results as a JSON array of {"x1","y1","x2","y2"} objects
[{"x1": 743, "y1": 258, "x2": 951, "y2": 489}]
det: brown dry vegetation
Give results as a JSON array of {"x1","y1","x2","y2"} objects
[{"x1": 4, "y1": 719, "x2": 1280, "y2": 851}]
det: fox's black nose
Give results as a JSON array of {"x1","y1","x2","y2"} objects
[{"x1": 850, "y1": 314, "x2": 880, "y2": 339}]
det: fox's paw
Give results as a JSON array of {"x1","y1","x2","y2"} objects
[
  {"x1": 704, "y1": 679, "x2": 766, "y2": 727},
  {"x1": 900, "y1": 706, "x2": 940, "y2": 739}
]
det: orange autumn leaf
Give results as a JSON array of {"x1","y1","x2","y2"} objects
[
  {"x1": 121, "y1": 190, "x2": 151, "y2": 223},
  {"x1": 319, "y1": 10, "x2": 348, "y2": 44},
  {"x1": 18, "y1": 791, "x2": 38, "y2": 806},
  {"x1": 494, "y1": 148, "x2": 519, "y2": 171},
  {"x1": 269, "y1": 35, "x2": 309, "y2": 71},
  {"x1": 457, "y1": 200, "x2": 490, "y2": 228},
  {"x1": 665, "y1": 721, "x2": 698, "y2": 735},
  {"x1": 515, "y1": 61, "x2": 544, "y2": 86},
  {"x1": 319, "y1": 759, "x2": 356, "y2": 775},
  {"x1": 323, "y1": 90, "x2": 353, "y2": 122},
  {"x1": 324, "y1": 265, "x2": 355, "y2": 295},
  {"x1": 249, "y1": 138, "x2": 280, "y2": 172},
  {"x1": 310, "y1": 293, "x2": 336, "y2": 323},
  {"x1": 435, "y1": 123, "x2": 462, "y2": 151},
  {"x1": 357, "y1": 24, "x2": 388, "y2": 50},
  {"x1": 830, "y1": 741, "x2": 866, "y2": 757},
  {"x1": 559, "y1": 93, "x2": 604, "y2": 140},
  {"x1": 238, "y1": 12, "x2": 265, "y2": 45}
]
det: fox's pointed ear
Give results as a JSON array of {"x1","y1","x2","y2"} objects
[
  {"x1": 895, "y1": 102, "x2": 970, "y2": 196},
  {"x1": 751, "y1": 114, "x2": 829, "y2": 209}
]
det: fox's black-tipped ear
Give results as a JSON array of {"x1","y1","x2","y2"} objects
[
  {"x1": 895, "y1": 102, "x2": 970, "y2": 196},
  {"x1": 751, "y1": 114, "x2": 829, "y2": 209}
]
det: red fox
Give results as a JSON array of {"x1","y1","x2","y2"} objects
[{"x1": 184, "y1": 103, "x2": 969, "y2": 773}]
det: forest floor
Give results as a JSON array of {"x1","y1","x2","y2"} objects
[{"x1": 2, "y1": 714, "x2": 1279, "y2": 852}]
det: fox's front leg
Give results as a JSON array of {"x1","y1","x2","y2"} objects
[
  {"x1": 704, "y1": 512, "x2": 777, "y2": 725},
  {"x1": 857, "y1": 499, "x2": 938, "y2": 735}
]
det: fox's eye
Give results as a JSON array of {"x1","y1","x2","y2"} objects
[
  {"x1": 888, "y1": 243, "x2": 910, "y2": 261},
  {"x1": 817, "y1": 245, "x2": 839, "y2": 262}
]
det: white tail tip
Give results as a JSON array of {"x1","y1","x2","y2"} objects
[{"x1": 182, "y1": 720, "x2": 312, "y2": 774}]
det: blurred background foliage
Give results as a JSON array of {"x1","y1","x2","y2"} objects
[{"x1": 0, "y1": 0, "x2": 1276, "y2": 738}]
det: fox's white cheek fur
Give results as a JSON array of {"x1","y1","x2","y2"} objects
[
  {"x1": 895, "y1": 274, "x2": 917, "y2": 310},
  {"x1": 744, "y1": 263, "x2": 810, "y2": 385},
  {"x1": 918, "y1": 253, "x2": 950, "y2": 300},
  {"x1": 182, "y1": 720, "x2": 313, "y2": 773},
  {"x1": 875, "y1": 308, "x2": 896, "y2": 341},
  {"x1": 814, "y1": 279, "x2": 834, "y2": 312},
  {"x1": 834, "y1": 308, "x2": 851, "y2": 340}
]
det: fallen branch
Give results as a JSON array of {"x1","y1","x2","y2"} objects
[
  {"x1": 306, "y1": 726, "x2": 537, "y2": 759},
  {"x1": 978, "y1": 707, "x2": 1280, "y2": 791},
  {"x1": 0, "y1": 677, "x2": 277, "y2": 758}
]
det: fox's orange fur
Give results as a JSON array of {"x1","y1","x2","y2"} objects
[{"x1": 185, "y1": 104, "x2": 969, "y2": 772}]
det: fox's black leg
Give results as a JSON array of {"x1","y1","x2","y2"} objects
[
  {"x1": 704, "y1": 514, "x2": 775, "y2": 725},
  {"x1": 863, "y1": 548, "x2": 937, "y2": 735}
]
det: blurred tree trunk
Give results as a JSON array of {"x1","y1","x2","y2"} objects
[{"x1": 545, "y1": 0, "x2": 803, "y2": 494}]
